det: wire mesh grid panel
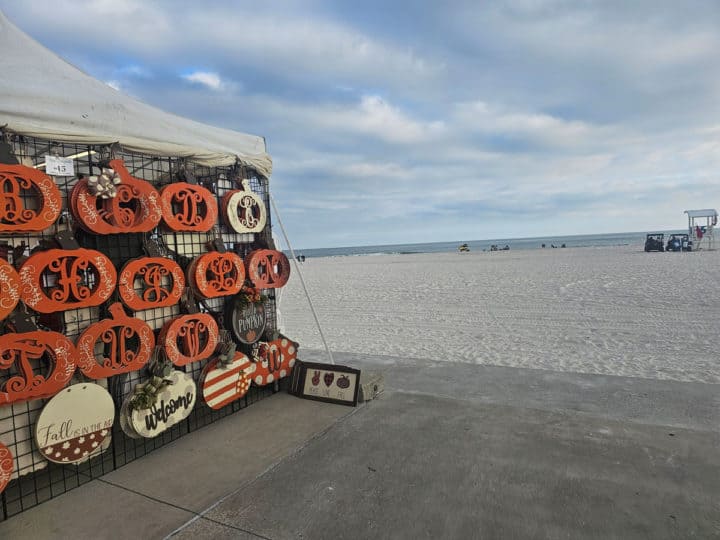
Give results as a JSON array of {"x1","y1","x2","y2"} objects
[{"x1": 0, "y1": 135, "x2": 284, "y2": 521}]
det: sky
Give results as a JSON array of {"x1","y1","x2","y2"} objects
[{"x1": 1, "y1": 1, "x2": 719, "y2": 248}]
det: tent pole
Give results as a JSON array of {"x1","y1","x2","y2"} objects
[{"x1": 269, "y1": 192, "x2": 335, "y2": 365}]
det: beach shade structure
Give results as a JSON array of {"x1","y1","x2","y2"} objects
[
  {"x1": 0, "y1": 11, "x2": 271, "y2": 174},
  {"x1": 684, "y1": 209, "x2": 718, "y2": 250}
]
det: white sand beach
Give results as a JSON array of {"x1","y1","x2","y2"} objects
[{"x1": 280, "y1": 245, "x2": 720, "y2": 384}]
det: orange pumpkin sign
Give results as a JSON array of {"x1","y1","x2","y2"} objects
[
  {"x1": 158, "y1": 313, "x2": 219, "y2": 367},
  {"x1": 19, "y1": 248, "x2": 117, "y2": 313},
  {"x1": 76, "y1": 303, "x2": 155, "y2": 379},
  {"x1": 246, "y1": 249, "x2": 290, "y2": 289},
  {"x1": 72, "y1": 159, "x2": 161, "y2": 234},
  {"x1": 189, "y1": 252, "x2": 245, "y2": 299},
  {"x1": 221, "y1": 179, "x2": 267, "y2": 234},
  {"x1": 0, "y1": 258, "x2": 21, "y2": 320},
  {"x1": 119, "y1": 257, "x2": 184, "y2": 311},
  {"x1": 0, "y1": 164, "x2": 62, "y2": 232},
  {"x1": 0, "y1": 330, "x2": 76, "y2": 404},
  {"x1": 160, "y1": 183, "x2": 218, "y2": 232},
  {"x1": 251, "y1": 336, "x2": 298, "y2": 386}
]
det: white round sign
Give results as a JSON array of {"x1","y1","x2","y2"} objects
[
  {"x1": 130, "y1": 371, "x2": 196, "y2": 438},
  {"x1": 35, "y1": 383, "x2": 115, "y2": 464}
]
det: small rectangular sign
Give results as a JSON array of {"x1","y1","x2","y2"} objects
[
  {"x1": 289, "y1": 360, "x2": 360, "y2": 407},
  {"x1": 45, "y1": 155, "x2": 75, "y2": 176}
]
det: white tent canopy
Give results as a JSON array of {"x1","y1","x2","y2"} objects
[{"x1": 0, "y1": 11, "x2": 272, "y2": 176}]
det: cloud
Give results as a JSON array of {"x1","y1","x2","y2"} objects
[
  {"x1": 182, "y1": 71, "x2": 223, "y2": 90},
  {"x1": 1, "y1": 1, "x2": 719, "y2": 247}
]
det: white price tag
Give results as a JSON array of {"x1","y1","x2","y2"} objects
[{"x1": 45, "y1": 155, "x2": 75, "y2": 176}]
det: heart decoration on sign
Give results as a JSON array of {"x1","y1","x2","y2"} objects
[
  {"x1": 118, "y1": 257, "x2": 185, "y2": 311},
  {"x1": 221, "y1": 179, "x2": 267, "y2": 233},
  {"x1": 158, "y1": 313, "x2": 219, "y2": 367},
  {"x1": 200, "y1": 352, "x2": 254, "y2": 410},
  {"x1": 250, "y1": 336, "x2": 298, "y2": 386},
  {"x1": 34, "y1": 383, "x2": 115, "y2": 464},
  {"x1": 0, "y1": 164, "x2": 62, "y2": 232},
  {"x1": 160, "y1": 183, "x2": 218, "y2": 232},
  {"x1": 19, "y1": 248, "x2": 116, "y2": 313},
  {"x1": 76, "y1": 303, "x2": 155, "y2": 379},
  {"x1": 126, "y1": 370, "x2": 196, "y2": 438},
  {"x1": 246, "y1": 249, "x2": 291, "y2": 289},
  {"x1": 71, "y1": 159, "x2": 161, "y2": 234},
  {"x1": 0, "y1": 441, "x2": 12, "y2": 493},
  {"x1": 0, "y1": 330, "x2": 76, "y2": 404},
  {"x1": 0, "y1": 258, "x2": 21, "y2": 321},
  {"x1": 188, "y1": 251, "x2": 245, "y2": 299}
]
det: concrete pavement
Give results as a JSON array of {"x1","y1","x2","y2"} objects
[{"x1": 1, "y1": 351, "x2": 718, "y2": 539}]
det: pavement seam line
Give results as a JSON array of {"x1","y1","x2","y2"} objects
[
  {"x1": 164, "y1": 403, "x2": 366, "y2": 538},
  {"x1": 97, "y1": 478, "x2": 272, "y2": 540}
]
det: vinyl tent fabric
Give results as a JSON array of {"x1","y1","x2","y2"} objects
[{"x1": 0, "y1": 11, "x2": 272, "y2": 176}]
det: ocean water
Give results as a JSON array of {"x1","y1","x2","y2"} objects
[{"x1": 290, "y1": 231, "x2": 687, "y2": 259}]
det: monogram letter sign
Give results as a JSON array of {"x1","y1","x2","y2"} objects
[
  {"x1": 0, "y1": 258, "x2": 21, "y2": 320},
  {"x1": 76, "y1": 303, "x2": 155, "y2": 379},
  {"x1": 19, "y1": 248, "x2": 116, "y2": 313},
  {"x1": 189, "y1": 252, "x2": 245, "y2": 299},
  {"x1": 72, "y1": 159, "x2": 161, "y2": 234},
  {"x1": 0, "y1": 331, "x2": 76, "y2": 404},
  {"x1": 0, "y1": 442, "x2": 12, "y2": 494},
  {"x1": 34, "y1": 383, "x2": 115, "y2": 464},
  {"x1": 221, "y1": 179, "x2": 267, "y2": 233},
  {"x1": 0, "y1": 164, "x2": 62, "y2": 232},
  {"x1": 158, "y1": 313, "x2": 219, "y2": 367},
  {"x1": 160, "y1": 183, "x2": 218, "y2": 232},
  {"x1": 119, "y1": 257, "x2": 184, "y2": 311},
  {"x1": 251, "y1": 336, "x2": 298, "y2": 386},
  {"x1": 246, "y1": 249, "x2": 291, "y2": 289}
]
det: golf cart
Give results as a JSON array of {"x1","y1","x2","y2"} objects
[
  {"x1": 644, "y1": 233, "x2": 664, "y2": 252},
  {"x1": 666, "y1": 233, "x2": 691, "y2": 252}
]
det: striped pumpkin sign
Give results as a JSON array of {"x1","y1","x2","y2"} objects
[{"x1": 200, "y1": 352, "x2": 255, "y2": 410}]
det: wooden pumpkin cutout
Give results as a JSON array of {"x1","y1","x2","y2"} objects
[
  {"x1": 251, "y1": 336, "x2": 298, "y2": 386},
  {"x1": 0, "y1": 442, "x2": 12, "y2": 493},
  {"x1": 200, "y1": 352, "x2": 254, "y2": 409},
  {"x1": 189, "y1": 252, "x2": 245, "y2": 299},
  {"x1": 160, "y1": 183, "x2": 218, "y2": 232},
  {"x1": 19, "y1": 248, "x2": 117, "y2": 313},
  {"x1": 34, "y1": 383, "x2": 115, "y2": 464},
  {"x1": 158, "y1": 313, "x2": 218, "y2": 367},
  {"x1": 246, "y1": 249, "x2": 291, "y2": 289},
  {"x1": 0, "y1": 330, "x2": 76, "y2": 404},
  {"x1": 221, "y1": 179, "x2": 267, "y2": 233},
  {"x1": 72, "y1": 159, "x2": 161, "y2": 234},
  {"x1": 76, "y1": 303, "x2": 155, "y2": 379},
  {"x1": 0, "y1": 258, "x2": 21, "y2": 321},
  {"x1": 119, "y1": 257, "x2": 184, "y2": 311},
  {"x1": 0, "y1": 164, "x2": 62, "y2": 232}
]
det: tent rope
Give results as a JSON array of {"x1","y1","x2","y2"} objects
[{"x1": 269, "y1": 192, "x2": 334, "y2": 365}]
